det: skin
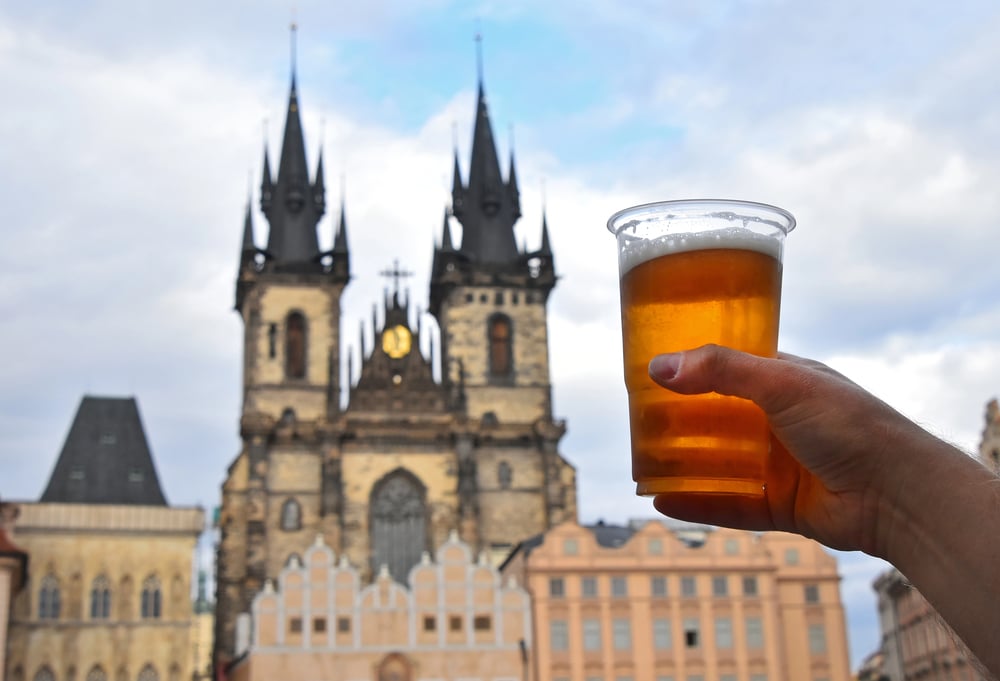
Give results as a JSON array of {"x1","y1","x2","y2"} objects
[{"x1": 647, "y1": 344, "x2": 1000, "y2": 678}]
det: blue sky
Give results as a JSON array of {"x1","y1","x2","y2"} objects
[{"x1": 5, "y1": 0, "x2": 1000, "y2": 672}]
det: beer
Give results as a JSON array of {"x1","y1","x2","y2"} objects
[{"x1": 609, "y1": 200, "x2": 795, "y2": 498}]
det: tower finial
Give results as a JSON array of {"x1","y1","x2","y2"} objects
[
  {"x1": 475, "y1": 27, "x2": 484, "y2": 86},
  {"x1": 290, "y1": 19, "x2": 298, "y2": 84}
]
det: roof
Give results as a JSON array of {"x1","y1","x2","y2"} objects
[{"x1": 40, "y1": 396, "x2": 168, "y2": 506}]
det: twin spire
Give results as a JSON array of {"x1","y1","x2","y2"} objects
[{"x1": 240, "y1": 29, "x2": 551, "y2": 288}]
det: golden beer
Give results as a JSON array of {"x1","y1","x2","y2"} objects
[{"x1": 609, "y1": 200, "x2": 795, "y2": 498}]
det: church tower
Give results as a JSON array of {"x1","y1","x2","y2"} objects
[
  {"x1": 214, "y1": 41, "x2": 575, "y2": 669},
  {"x1": 216, "y1": 59, "x2": 351, "y2": 665}
]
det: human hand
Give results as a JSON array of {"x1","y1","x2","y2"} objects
[{"x1": 647, "y1": 344, "x2": 938, "y2": 556}]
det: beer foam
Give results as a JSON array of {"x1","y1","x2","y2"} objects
[{"x1": 619, "y1": 227, "x2": 782, "y2": 275}]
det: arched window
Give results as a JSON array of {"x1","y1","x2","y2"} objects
[
  {"x1": 285, "y1": 311, "x2": 307, "y2": 379},
  {"x1": 136, "y1": 666, "x2": 158, "y2": 681},
  {"x1": 90, "y1": 575, "x2": 111, "y2": 619},
  {"x1": 86, "y1": 666, "x2": 108, "y2": 681},
  {"x1": 497, "y1": 461, "x2": 513, "y2": 489},
  {"x1": 488, "y1": 314, "x2": 513, "y2": 378},
  {"x1": 38, "y1": 574, "x2": 61, "y2": 620},
  {"x1": 32, "y1": 667, "x2": 55, "y2": 681},
  {"x1": 370, "y1": 470, "x2": 427, "y2": 585},
  {"x1": 280, "y1": 498, "x2": 302, "y2": 531},
  {"x1": 140, "y1": 576, "x2": 161, "y2": 619}
]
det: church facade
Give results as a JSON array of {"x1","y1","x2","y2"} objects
[{"x1": 214, "y1": 61, "x2": 578, "y2": 668}]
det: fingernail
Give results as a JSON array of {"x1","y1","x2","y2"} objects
[{"x1": 649, "y1": 353, "x2": 681, "y2": 382}]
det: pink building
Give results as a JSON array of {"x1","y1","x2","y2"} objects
[{"x1": 501, "y1": 519, "x2": 852, "y2": 681}]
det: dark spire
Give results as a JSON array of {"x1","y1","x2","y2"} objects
[
  {"x1": 240, "y1": 195, "x2": 256, "y2": 266},
  {"x1": 334, "y1": 195, "x2": 349, "y2": 254},
  {"x1": 507, "y1": 145, "x2": 521, "y2": 220},
  {"x1": 450, "y1": 148, "x2": 465, "y2": 218},
  {"x1": 440, "y1": 208, "x2": 454, "y2": 251},
  {"x1": 449, "y1": 40, "x2": 521, "y2": 265},
  {"x1": 313, "y1": 147, "x2": 326, "y2": 217},
  {"x1": 40, "y1": 396, "x2": 168, "y2": 506},
  {"x1": 260, "y1": 142, "x2": 273, "y2": 214},
  {"x1": 260, "y1": 26, "x2": 323, "y2": 267},
  {"x1": 540, "y1": 209, "x2": 552, "y2": 256}
]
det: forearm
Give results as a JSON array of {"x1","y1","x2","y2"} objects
[{"x1": 876, "y1": 432, "x2": 1000, "y2": 677}]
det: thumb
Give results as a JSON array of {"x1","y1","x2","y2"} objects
[{"x1": 648, "y1": 344, "x2": 799, "y2": 416}]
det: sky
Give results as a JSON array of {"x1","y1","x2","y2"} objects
[{"x1": 3, "y1": 0, "x2": 1000, "y2": 672}]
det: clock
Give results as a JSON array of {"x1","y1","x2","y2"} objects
[{"x1": 381, "y1": 324, "x2": 412, "y2": 359}]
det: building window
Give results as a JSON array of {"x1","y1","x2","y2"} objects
[
  {"x1": 681, "y1": 576, "x2": 696, "y2": 597},
  {"x1": 137, "y1": 665, "x2": 159, "y2": 681},
  {"x1": 423, "y1": 615, "x2": 436, "y2": 631},
  {"x1": 724, "y1": 538, "x2": 739, "y2": 555},
  {"x1": 488, "y1": 314, "x2": 513, "y2": 378},
  {"x1": 749, "y1": 675, "x2": 768, "y2": 681},
  {"x1": 268, "y1": 323, "x2": 277, "y2": 358},
  {"x1": 38, "y1": 574, "x2": 61, "y2": 620},
  {"x1": 582, "y1": 576, "x2": 597, "y2": 598},
  {"x1": 651, "y1": 576, "x2": 667, "y2": 598},
  {"x1": 86, "y1": 665, "x2": 108, "y2": 681},
  {"x1": 551, "y1": 620, "x2": 569, "y2": 651},
  {"x1": 612, "y1": 618, "x2": 632, "y2": 650},
  {"x1": 785, "y1": 548, "x2": 799, "y2": 565},
  {"x1": 33, "y1": 667, "x2": 56, "y2": 681},
  {"x1": 653, "y1": 618, "x2": 672, "y2": 649},
  {"x1": 648, "y1": 537, "x2": 663, "y2": 554},
  {"x1": 498, "y1": 461, "x2": 513, "y2": 489},
  {"x1": 712, "y1": 575, "x2": 728, "y2": 597},
  {"x1": 715, "y1": 617, "x2": 733, "y2": 648},
  {"x1": 474, "y1": 615, "x2": 491, "y2": 631},
  {"x1": 804, "y1": 584, "x2": 820, "y2": 604},
  {"x1": 449, "y1": 615, "x2": 462, "y2": 632},
  {"x1": 90, "y1": 575, "x2": 111, "y2": 619},
  {"x1": 141, "y1": 575, "x2": 162, "y2": 619},
  {"x1": 370, "y1": 469, "x2": 427, "y2": 584},
  {"x1": 808, "y1": 624, "x2": 827, "y2": 654},
  {"x1": 289, "y1": 617, "x2": 303, "y2": 633},
  {"x1": 549, "y1": 577, "x2": 565, "y2": 598},
  {"x1": 337, "y1": 616, "x2": 351, "y2": 633},
  {"x1": 683, "y1": 618, "x2": 700, "y2": 648},
  {"x1": 285, "y1": 311, "x2": 307, "y2": 378},
  {"x1": 313, "y1": 617, "x2": 326, "y2": 633},
  {"x1": 743, "y1": 575, "x2": 758, "y2": 597},
  {"x1": 746, "y1": 617, "x2": 764, "y2": 649},
  {"x1": 280, "y1": 498, "x2": 302, "y2": 531},
  {"x1": 611, "y1": 576, "x2": 628, "y2": 597},
  {"x1": 583, "y1": 619, "x2": 602, "y2": 650},
  {"x1": 563, "y1": 538, "x2": 578, "y2": 555}
]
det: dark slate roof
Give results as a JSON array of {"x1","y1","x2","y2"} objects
[
  {"x1": 40, "y1": 396, "x2": 168, "y2": 506},
  {"x1": 587, "y1": 520, "x2": 635, "y2": 548}
]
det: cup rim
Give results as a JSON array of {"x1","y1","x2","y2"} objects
[{"x1": 606, "y1": 198, "x2": 796, "y2": 236}]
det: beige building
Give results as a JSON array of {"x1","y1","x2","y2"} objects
[
  {"x1": 228, "y1": 531, "x2": 530, "y2": 681},
  {"x1": 501, "y1": 520, "x2": 852, "y2": 681},
  {"x1": 4, "y1": 396, "x2": 205, "y2": 681},
  {"x1": 872, "y1": 569, "x2": 986, "y2": 681},
  {"x1": 1, "y1": 499, "x2": 28, "y2": 680},
  {"x1": 216, "y1": 47, "x2": 575, "y2": 671}
]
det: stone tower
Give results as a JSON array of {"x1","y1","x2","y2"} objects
[{"x1": 213, "y1": 54, "x2": 576, "y2": 668}]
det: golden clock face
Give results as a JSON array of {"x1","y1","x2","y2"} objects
[{"x1": 381, "y1": 324, "x2": 412, "y2": 359}]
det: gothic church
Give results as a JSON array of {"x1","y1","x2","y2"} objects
[{"x1": 215, "y1": 55, "x2": 577, "y2": 666}]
